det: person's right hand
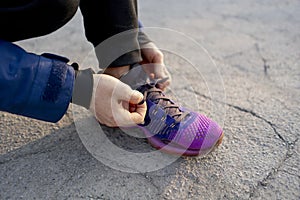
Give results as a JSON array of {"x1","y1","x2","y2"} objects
[
  {"x1": 140, "y1": 42, "x2": 171, "y2": 91},
  {"x1": 89, "y1": 74, "x2": 146, "y2": 127}
]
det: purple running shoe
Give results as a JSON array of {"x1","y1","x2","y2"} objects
[{"x1": 136, "y1": 79, "x2": 224, "y2": 157}]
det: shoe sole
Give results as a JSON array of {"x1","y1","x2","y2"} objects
[{"x1": 141, "y1": 126, "x2": 224, "y2": 157}]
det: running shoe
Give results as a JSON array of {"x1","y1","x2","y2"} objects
[
  {"x1": 119, "y1": 66, "x2": 224, "y2": 156},
  {"x1": 135, "y1": 78, "x2": 224, "y2": 156}
]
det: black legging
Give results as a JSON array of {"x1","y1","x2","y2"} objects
[{"x1": 0, "y1": 0, "x2": 145, "y2": 66}]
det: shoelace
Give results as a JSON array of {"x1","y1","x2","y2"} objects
[{"x1": 140, "y1": 78, "x2": 188, "y2": 122}]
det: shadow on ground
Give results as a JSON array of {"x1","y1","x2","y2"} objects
[{"x1": 0, "y1": 120, "x2": 189, "y2": 199}]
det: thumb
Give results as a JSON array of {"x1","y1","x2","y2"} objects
[
  {"x1": 128, "y1": 90, "x2": 144, "y2": 104},
  {"x1": 115, "y1": 81, "x2": 144, "y2": 104}
]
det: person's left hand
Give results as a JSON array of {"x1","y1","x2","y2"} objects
[{"x1": 140, "y1": 42, "x2": 171, "y2": 90}]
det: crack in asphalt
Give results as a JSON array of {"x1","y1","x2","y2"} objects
[
  {"x1": 227, "y1": 104, "x2": 287, "y2": 144},
  {"x1": 72, "y1": 194, "x2": 107, "y2": 200},
  {"x1": 190, "y1": 89, "x2": 298, "y2": 197},
  {"x1": 214, "y1": 42, "x2": 271, "y2": 76},
  {"x1": 0, "y1": 87, "x2": 296, "y2": 199},
  {"x1": 191, "y1": 89, "x2": 288, "y2": 144},
  {"x1": 141, "y1": 173, "x2": 161, "y2": 193},
  {"x1": 254, "y1": 43, "x2": 270, "y2": 76},
  {"x1": 249, "y1": 138, "x2": 298, "y2": 199}
]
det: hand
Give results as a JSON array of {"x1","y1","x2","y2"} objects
[
  {"x1": 90, "y1": 74, "x2": 146, "y2": 127},
  {"x1": 140, "y1": 42, "x2": 171, "y2": 90}
]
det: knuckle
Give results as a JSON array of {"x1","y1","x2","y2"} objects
[{"x1": 156, "y1": 51, "x2": 164, "y2": 58}]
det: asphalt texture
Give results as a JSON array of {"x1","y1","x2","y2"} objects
[{"x1": 0, "y1": 0, "x2": 299, "y2": 199}]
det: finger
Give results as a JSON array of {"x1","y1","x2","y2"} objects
[
  {"x1": 129, "y1": 102, "x2": 147, "y2": 124},
  {"x1": 152, "y1": 63, "x2": 167, "y2": 79},
  {"x1": 149, "y1": 73, "x2": 155, "y2": 80},
  {"x1": 157, "y1": 80, "x2": 171, "y2": 91},
  {"x1": 129, "y1": 90, "x2": 144, "y2": 104},
  {"x1": 135, "y1": 102, "x2": 147, "y2": 118},
  {"x1": 114, "y1": 81, "x2": 144, "y2": 103},
  {"x1": 113, "y1": 108, "x2": 142, "y2": 127},
  {"x1": 111, "y1": 98, "x2": 146, "y2": 126},
  {"x1": 129, "y1": 112, "x2": 145, "y2": 125}
]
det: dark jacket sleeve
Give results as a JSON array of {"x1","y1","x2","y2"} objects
[
  {"x1": 0, "y1": 40, "x2": 75, "y2": 122},
  {"x1": 138, "y1": 20, "x2": 152, "y2": 47}
]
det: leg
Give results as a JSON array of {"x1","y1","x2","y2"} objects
[
  {"x1": 0, "y1": 0, "x2": 79, "y2": 42},
  {"x1": 80, "y1": 0, "x2": 142, "y2": 72}
]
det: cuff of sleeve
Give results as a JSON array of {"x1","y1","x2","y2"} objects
[
  {"x1": 72, "y1": 68, "x2": 94, "y2": 109},
  {"x1": 109, "y1": 49, "x2": 143, "y2": 67}
]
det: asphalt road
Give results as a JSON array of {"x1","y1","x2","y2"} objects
[{"x1": 0, "y1": 0, "x2": 299, "y2": 199}]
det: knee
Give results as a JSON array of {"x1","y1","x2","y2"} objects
[{"x1": 47, "y1": 0, "x2": 80, "y2": 21}]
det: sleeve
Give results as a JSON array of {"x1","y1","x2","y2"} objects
[
  {"x1": 138, "y1": 20, "x2": 152, "y2": 48},
  {"x1": 0, "y1": 40, "x2": 75, "y2": 122}
]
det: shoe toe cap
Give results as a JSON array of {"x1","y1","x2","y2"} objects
[
  {"x1": 178, "y1": 113, "x2": 223, "y2": 151},
  {"x1": 198, "y1": 119, "x2": 223, "y2": 151}
]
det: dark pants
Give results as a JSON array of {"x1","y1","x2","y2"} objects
[{"x1": 0, "y1": 0, "x2": 144, "y2": 66}]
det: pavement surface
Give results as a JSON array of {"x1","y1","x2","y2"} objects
[{"x1": 0, "y1": 0, "x2": 299, "y2": 199}]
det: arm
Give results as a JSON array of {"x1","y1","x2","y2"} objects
[
  {"x1": 0, "y1": 40, "x2": 146, "y2": 126},
  {"x1": 138, "y1": 21, "x2": 171, "y2": 90},
  {"x1": 0, "y1": 40, "x2": 75, "y2": 122}
]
